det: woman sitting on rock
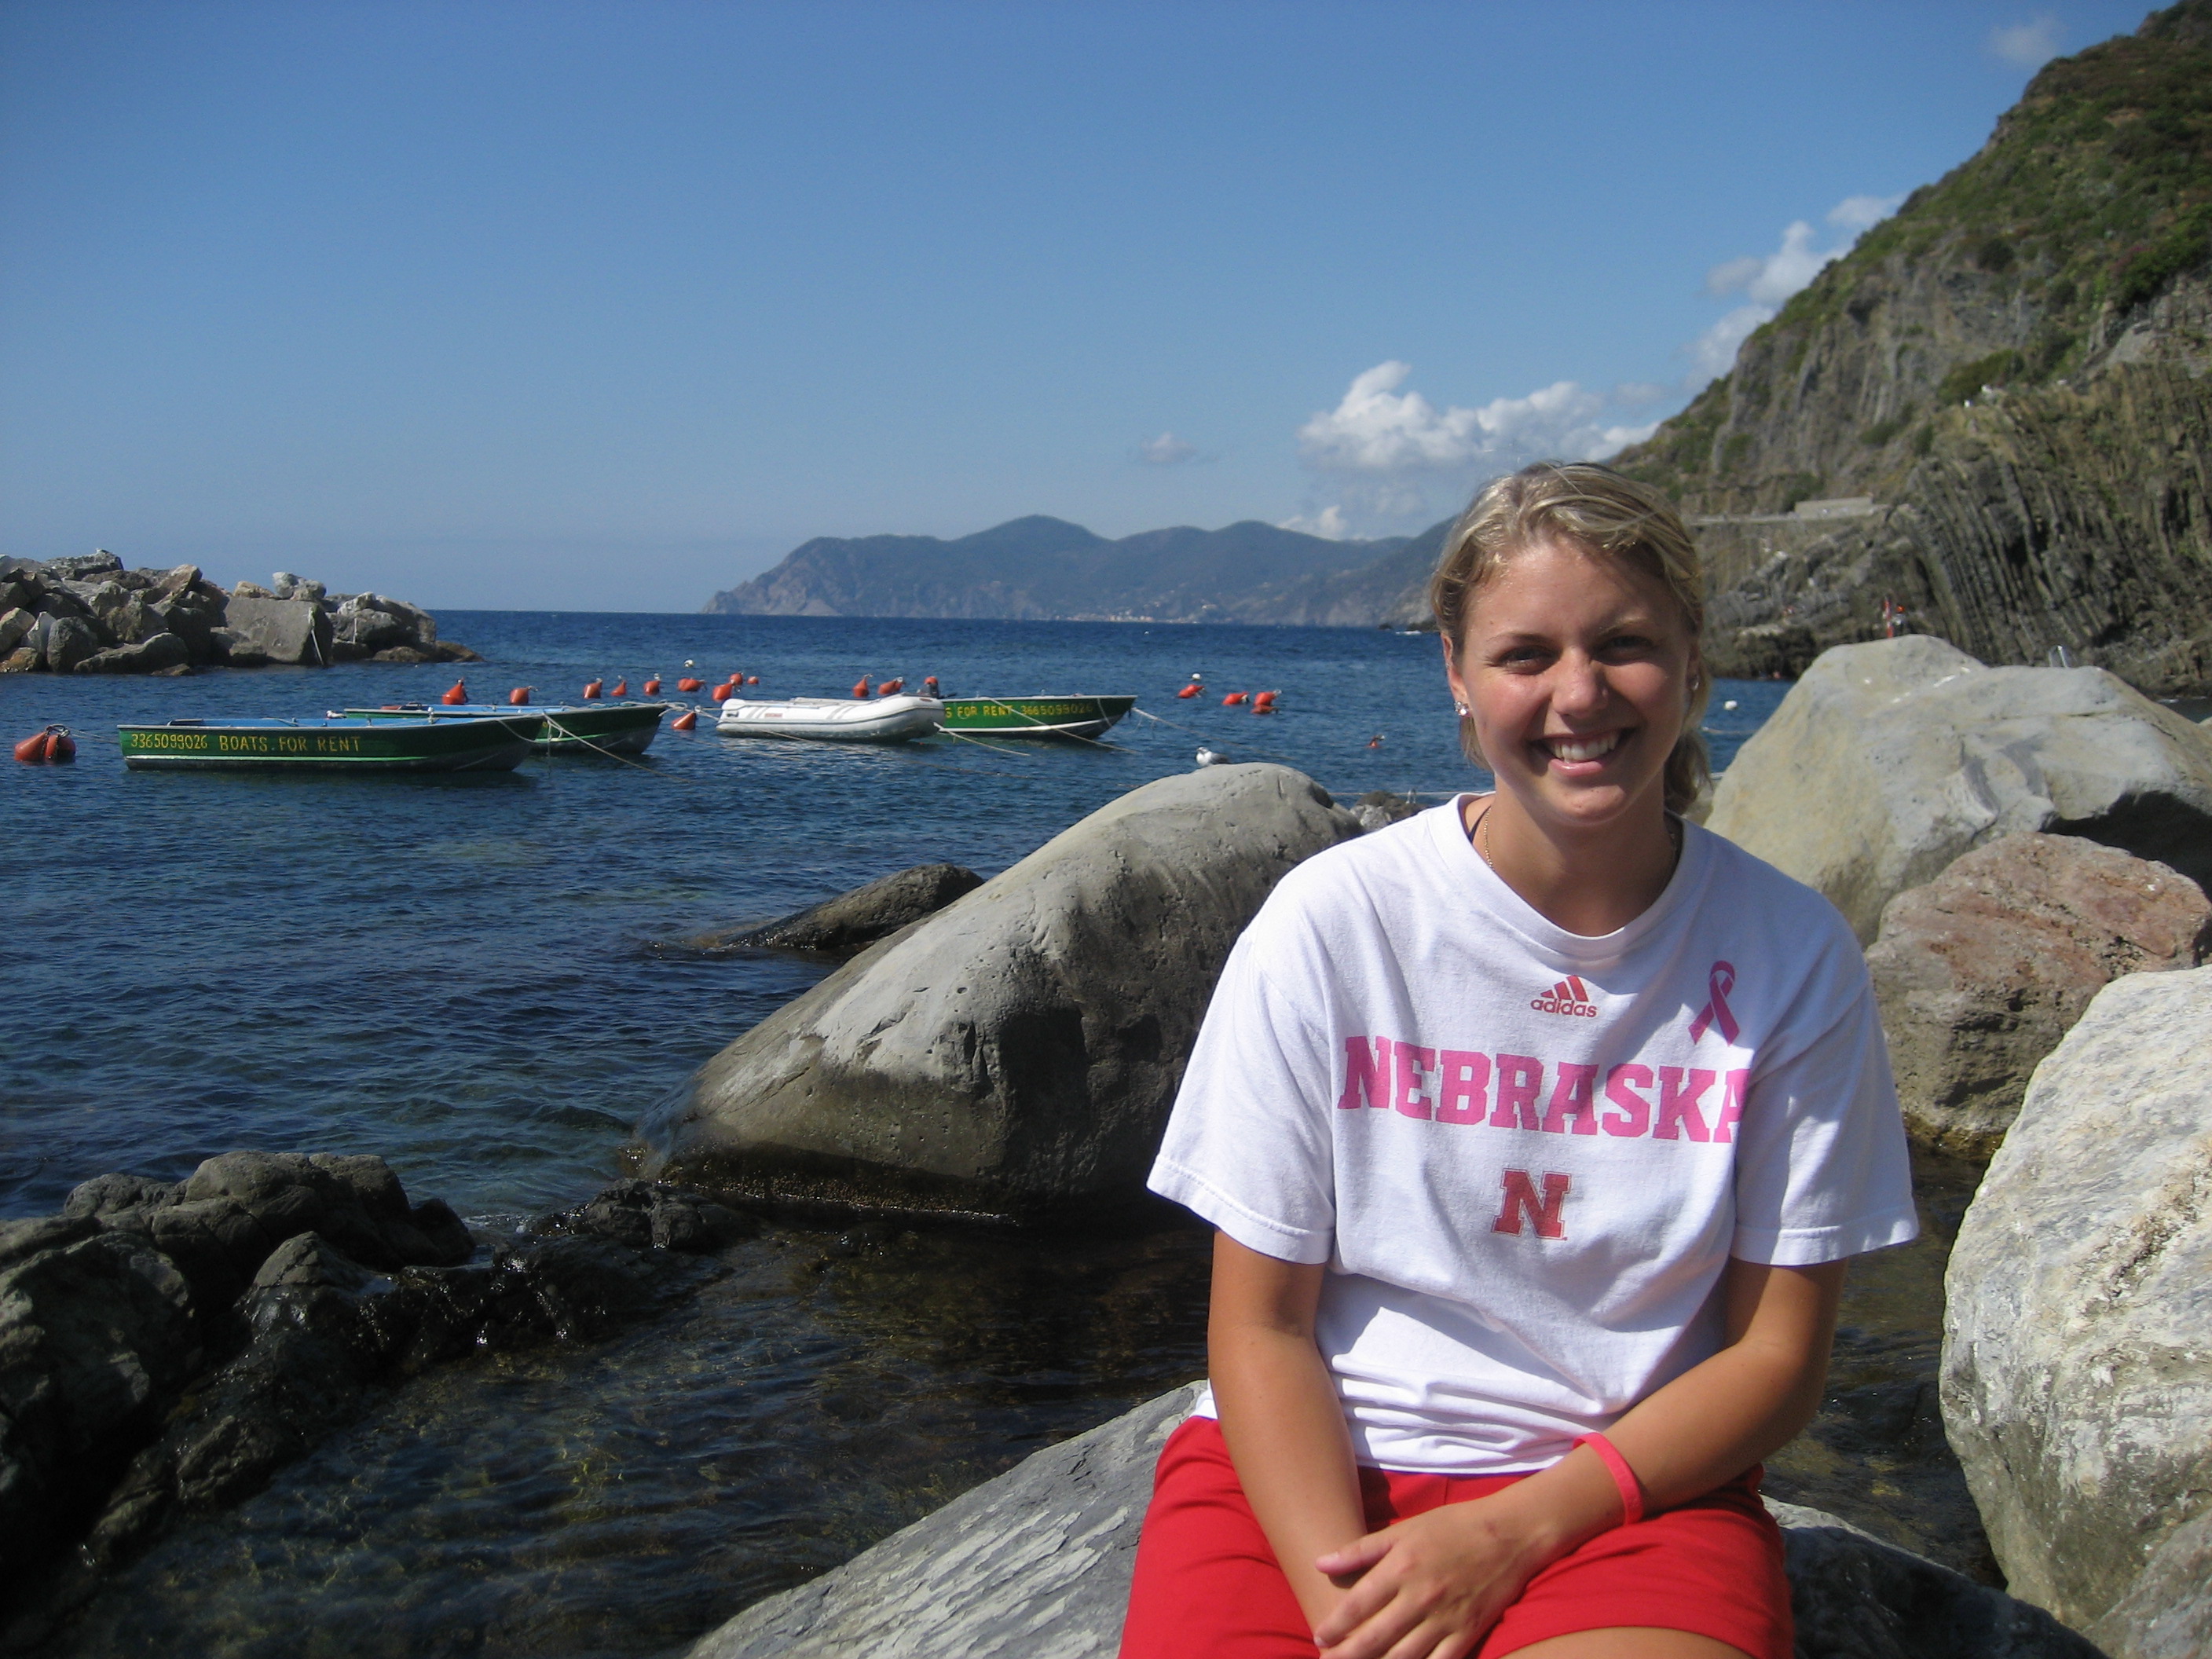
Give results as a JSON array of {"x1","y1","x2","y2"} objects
[{"x1": 1120, "y1": 463, "x2": 1917, "y2": 1659}]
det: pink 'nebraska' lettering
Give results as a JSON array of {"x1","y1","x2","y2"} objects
[
  {"x1": 1492, "y1": 1169, "x2": 1571, "y2": 1238},
  {"x1": 1336, "y1": 1036, "x2": 1390, "y2": 1111},
  {"x1": 1602, "y1": 1062, "x2": 1654, "y2": 1137},
  {"x1": 1393, "y1": 1041, "x2": 1437, "y2": 1120},
  {"x1": 1540, "y1": 1063, "x2": 1600, "y2": 1134},
  {"x1": 1437, "y1": 1050, "x2": 1490, "y2": 1124},
  {"x1": 1656, "y1": 1066, "x2": 1718, "y2": 1141},
  {"x1": 1714, "y1": 1069, "x2": 1749, "y2": 1143},
  {"x1": 1490, "y1": 1053, "x2": 1544, "y2": 1130}
]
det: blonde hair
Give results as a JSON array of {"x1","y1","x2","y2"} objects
[{"x1": 1429, "y1": 461, "x2": 1710, "y2": 814}]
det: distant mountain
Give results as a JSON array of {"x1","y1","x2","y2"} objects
[{"x1": 703, "y1": 514, "x2": 1449, "y2": 627}]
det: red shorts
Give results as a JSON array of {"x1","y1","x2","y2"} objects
[{"x1": 1119, "y1": 1416, "x2": 1791, "y2": 1659}]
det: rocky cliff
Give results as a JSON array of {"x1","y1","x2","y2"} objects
[{"x1": 1618, "y1": 0, "x2": 2212, "y2": 692}]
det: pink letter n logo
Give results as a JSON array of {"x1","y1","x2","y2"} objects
[{"x1": 1492, "y1": 1170, "x2": 1571, "y2": 1239}]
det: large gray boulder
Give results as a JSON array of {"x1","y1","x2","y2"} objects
[
  {"x1": 649, "y1": 764, "x2": 1361, "y2": 1218},
  {"x1": 221, "y1": 595, "x2": 333, "y2": 666},
  {"x1": 1706, "y1": 637, "x2": 2212, "y2": 942},
  {"x1": 1941, "y1": 965, "x2": 2212, "y2": 1643},
  {"x1": 685, "y1": 1386, "x2": 2098, "y2": 1659},
  {"x1": 1866, "y1": 834, "x2": 2210, "y2": 1156}
]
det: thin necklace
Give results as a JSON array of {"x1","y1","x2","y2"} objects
[{"x1": 1471, "y1": 802, "x2": 1683, "y2": 874}]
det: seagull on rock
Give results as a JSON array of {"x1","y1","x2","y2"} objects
[{"x1": 1196, "y1": 746, "x2": 1228, "y2": 767}]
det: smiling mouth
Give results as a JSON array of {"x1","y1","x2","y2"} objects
[{"x1": 1540, "y1": 730, "x2": 1624, "y2": 763}]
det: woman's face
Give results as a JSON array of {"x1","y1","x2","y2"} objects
[{"x1": 1444, "y1": 537, "x2": 1699, "y2": 837}]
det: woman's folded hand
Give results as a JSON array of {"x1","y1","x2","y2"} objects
[{"x1": 1309, "y1": 1492, "x2": 1559, "y2": 1659}]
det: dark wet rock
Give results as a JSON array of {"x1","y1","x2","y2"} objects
[
  {"x1": 75, "y1": 632, "x2": 191, "y2": 675},
  {"x1": 1942, "y1": 965, "x2": 2212, "y2": 1639},
  {"x1": 653, "y1": 764, "x2": 1361, "y2": 1219},
  {"x1": 1866, "y1": 834, "x2": 2211, "y2": 1156},
  {"x1": 63, "y1": 1174, "x2": 180, "y2": 1219},
  {"x1": 0, "y1": 1214, "x2": 97, "y2": 1271},
  {"x1": 687, "y1": 1386, "x2": 2098, "y2": 1659},
  {"x1": 0, "y1": 1233, "x2": 200, "y2": 1568},
  {"x1": 668, "y1": 863, "x2": 987, "y2": 959},
  {"x1": 532, "y1": 1178, "x2": 762, "y2": 1253},
  {"x1": 1352, "y1": 789, "x2": 1421, "y2": 832}
]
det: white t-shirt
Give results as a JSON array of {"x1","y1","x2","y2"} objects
[{"x1": 1148, "y1": 799, "x2": 1918, "y2": 1475}]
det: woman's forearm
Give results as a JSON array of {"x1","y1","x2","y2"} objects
[{"x1": 1210, "y1": 1318, "x2": 1368, "y2": 1628}]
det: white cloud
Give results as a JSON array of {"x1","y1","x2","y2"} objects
[
  {"x1": 1136, "y1": 431, "x2": 1199, "y2": 465},
  {"x1": 1295, "y1": 361, "x2": 1488, "y2": 473},
  {"x1": 1828, "y1": 194, "x2": 1903, "y2": 234},
  {"x1": 1705, "y1": 220, "x2": 1833, "y2": 306},
  {"x1": 1688, "y1": 304, "x2": 1777, "y2": 382},
  {"x1": 1990, "y1": 15, "x2": 2062, "y2": 69},
  {"x1": 1278, "y1": 505, "x2": 1350, "y2": 539}
]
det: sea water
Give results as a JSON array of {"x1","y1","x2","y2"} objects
[{"x1": 16, "y1": 613, "x2": 1962, "y2": 1659}]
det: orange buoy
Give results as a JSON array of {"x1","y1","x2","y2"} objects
[
  {"x1": 711, "y1": 679, "x2": 737, "y2": 701},
  {"x1": 877, "y1": 677, "x2": 903, "y2": 696},
  {"x1": 1253, "y1": 690, "x2": 1276, "y2": 708},
  {"x1": 442, "y1": 681, "x2": 468, "y2": 705},
  {"x1": 643, "y1": 677, "x2": 661, "y2": 695},
  {"x1": 48, "y1": 728, "x2": 75, "y2": 761},
  {"x1": 509, "y1": 687, "x2": 532, "y2": 705},
  {"x1": 611, "y1": 679, "x2": 628, "y2": 697},
  {"x1": 1222, "y1": 691, "x2": 1247, "y2": 706},
  {"x1": 16, "y1": 726, "x2": 72, "y2": 764},
  {"x1": 745, "y1": 674, "x2": 759, "y2": 685},
  {"x1": 851, "y1": 676, "x2": 871, "y2": 699},
  {"x1": 582, "y1": 679, "x2": 604, "y2": 700},
  {"x1": 1177, "y1": 683, "x2": 1200, "y2": 699},
  {"x1": 672, "y1": 709, "x2": 698, "y2": 731},
  {"x1": 677, "y1": 676, "x2": 704, "y2": 693}
]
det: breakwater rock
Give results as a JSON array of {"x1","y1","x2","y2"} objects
[
  {"x1": 1941, "y1": 964, "x2": 2212, "y2": 1654},
  {"x1": 0, "y1": 1156, "x2": 756, "y2": 1640},
  {"x1": 0, "y1": 552, "x2": 476, "y2": 675},
  {"x1": 1866, "y1": 833, "x2": 2211, "y2": 1156},
  {"x1": 685, "y1": 1384, "x2": 2100, "y2": 1659},
  {"x1": 649, "y1": 764, "x2": 1361, "y2": 1221},
  {"x1": 1706, "y1": 635, "x2": 2212, "y2": 943}
]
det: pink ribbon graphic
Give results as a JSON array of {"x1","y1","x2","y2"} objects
[{"x1": 1688, "y1": 960, "x2": 1739, "y2": 1044}]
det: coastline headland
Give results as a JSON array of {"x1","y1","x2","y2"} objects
[{"x1": 0, "y1": 551, "x2": 477, "y2": 676}]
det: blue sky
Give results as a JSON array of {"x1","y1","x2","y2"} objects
[{"x1": 0, "y1": 1, "x2": 2158, "y2": 610}]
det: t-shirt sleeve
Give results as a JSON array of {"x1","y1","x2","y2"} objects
[
  {"x1": 1148, "y1": 927, "x2": 1339, "y2": 1265},
  {"x1": 1730, "y1": 933, "x2": 1920, "y2": 1266}
]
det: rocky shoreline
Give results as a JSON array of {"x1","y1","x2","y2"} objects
[
  {"x1": 10, "y1": 637, "x2": 2210, "y2": 1654},
  {"x1": 0, "y1": 551, "x2": 475, "y2": 676}
]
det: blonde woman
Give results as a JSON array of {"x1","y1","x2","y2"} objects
[{"x1": 1119, "y1": 463, "x2": 1915, "y2": 1659}]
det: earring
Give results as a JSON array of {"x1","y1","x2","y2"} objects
[{"x1": 1454, "y1": 702, "x2": 1470, "y2": 717}]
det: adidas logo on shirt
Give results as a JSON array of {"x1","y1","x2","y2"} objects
[{"x1": 1530, "y1": 976, "x2": 1599, "y2": 1018}]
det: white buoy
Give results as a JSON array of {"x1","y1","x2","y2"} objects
[{"x1": 1723, "y1": 699, "x2": 1739, "y2": 710}]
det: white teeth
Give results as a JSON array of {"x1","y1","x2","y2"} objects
[{"x1": 1544, "y1": 731, "x2": 1621, "y2": 762}]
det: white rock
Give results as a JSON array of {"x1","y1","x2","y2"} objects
[{"x1": 1940, "y1": 965, "x2": 2212, "y2": 1638}]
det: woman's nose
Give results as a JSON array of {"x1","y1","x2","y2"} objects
[{"x1": 1550, "y1": 655, "x2": 1608, "y2": 712}]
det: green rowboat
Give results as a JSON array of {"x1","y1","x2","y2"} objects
[
  {"x1": 342, "y1": 701, "x2": 671, "y2": 755},
  {"x1": 119, "y1": 716, "x2": 531, "y2": 773},
  {"x1": 938, "y1": 694, "x2": 1136, "y2": 740}
]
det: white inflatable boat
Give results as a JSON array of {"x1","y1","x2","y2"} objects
[{"x1": 715, "y1": 694, "x2": 944, "y2": 743}]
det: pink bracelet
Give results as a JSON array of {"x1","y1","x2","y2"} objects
[{"x1": 1573, "y1": 1432, "x2": 1645, "y2": 1525}]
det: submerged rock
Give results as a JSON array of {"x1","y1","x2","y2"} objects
[
  {"x1": 1941, "y1": 965, "x2": 2212, "y2": 1639},
  {"x1": 686, "y1": 1386, "x2": 2099, "y2": 1659},
  {"x1": 666, "y1": 863, "x2": 987, "y2": 959},
  {"x1": 1866, "y1": 834, "x2": 2210, "y2": 1155},
  {"x1": 649, "y1": 764, "x2": 1361, "y2": 1219},
  {"x1": 1705, "y1": 636, "x2": 2212, "y2": 942}
]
